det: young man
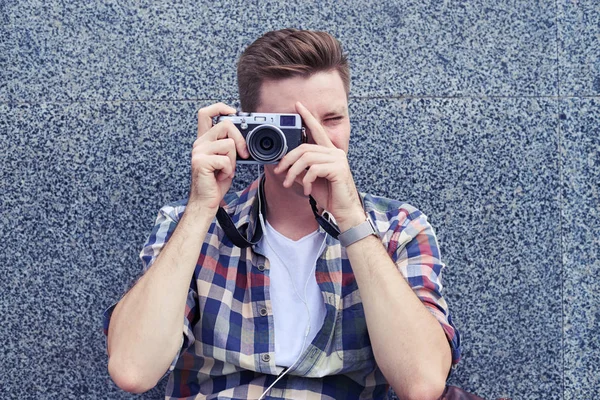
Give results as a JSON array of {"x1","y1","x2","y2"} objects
[{"x1": 105, "y1": 29, "x2": 461, "y2": 400}]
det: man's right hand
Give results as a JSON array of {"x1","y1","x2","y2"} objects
[{"x1": 189, "y1": 103, "x2": 249, "y2": 211}]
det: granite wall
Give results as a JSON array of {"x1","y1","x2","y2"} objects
[{"x1": 1, "y1": 1, "x2": 599, "y2": 399}]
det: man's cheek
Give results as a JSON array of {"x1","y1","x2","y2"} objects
[{"x1": 331, "y1": 132, "x2": 351, "y2": 151}]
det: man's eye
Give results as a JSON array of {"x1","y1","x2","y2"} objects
[{"x1": 325, "y1": 116, "x2": 343, "y2": 122}]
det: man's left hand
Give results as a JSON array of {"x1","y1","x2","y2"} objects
[{"x1": 273, "y1": 101, "x2": 365, "y2": 230}]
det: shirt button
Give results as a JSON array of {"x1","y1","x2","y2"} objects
[
  {"x1": 261, "y1": 353, "x2": 271, "y2": 362},
  {"x1": 259, "y1": 308, "x2": 268, "y2": 317},
  {"x1": 257, "y1": 264, "x2": 265, "y2": 271}
]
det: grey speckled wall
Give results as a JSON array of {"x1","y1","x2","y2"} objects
[{"x1": 1, "y1": 1, "x2": 598, "y2": 399}]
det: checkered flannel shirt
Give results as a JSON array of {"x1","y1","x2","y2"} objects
[{"x1": 104, "y1": 177, "x2": 461, "y2": 399}]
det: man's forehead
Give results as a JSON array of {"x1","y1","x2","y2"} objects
[
  {"x1": 256, "y1": 71, "x2": 348, "y2": 115},
  {"x1": 257, "y1": 93, "x2": 347, "y2": 114}
]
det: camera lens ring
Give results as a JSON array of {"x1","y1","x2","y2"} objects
[{"x1": 246, "y1": 125, "x2": 288, "y2": 163}]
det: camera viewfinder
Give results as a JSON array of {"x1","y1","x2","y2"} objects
[{"x1": 280, "y1": 115, "x2": 296, "y2": 126}]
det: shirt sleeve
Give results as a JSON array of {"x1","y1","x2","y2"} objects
[
  {"x1": 103, "y1": 203, "x2": 199, "y2": 375},
  {"x1": 387, "y1": 205, "x2": 462, "y2": 366}
]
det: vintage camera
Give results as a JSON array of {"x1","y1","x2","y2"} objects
[{"x1": 215, "y1": 112, "x2": 306, "y2": 164}]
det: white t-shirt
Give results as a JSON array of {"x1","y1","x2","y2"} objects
[{"x1": 258, "y1": 220, "x2": 327, "y2": 367}]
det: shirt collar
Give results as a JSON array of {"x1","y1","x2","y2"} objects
[
  {"x1": 221, "y1": 174, "x2": 355, "y2": 246},
  {"x1": 220, "y1": 175, "x2": 264, "y2": 242}
]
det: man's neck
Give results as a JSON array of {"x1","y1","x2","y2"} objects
[{"x1": 262, "y1": 168, "x2": 320, "y2": 241}]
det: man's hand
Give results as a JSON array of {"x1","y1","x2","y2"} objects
[
  {"x1": 190, "y1": 103, "x2": 249, "y2": 211},
  {"x1": 273, "y1": 101, "x2": 364, "y2": 230}
]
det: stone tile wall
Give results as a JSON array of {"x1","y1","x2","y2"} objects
[{"x1": 1, "y1": 1, "x2": 598, "y2": 399}]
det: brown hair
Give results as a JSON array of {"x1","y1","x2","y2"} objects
[{"x1": 237, "y1": 29, "x2": 350, "y2": 112}]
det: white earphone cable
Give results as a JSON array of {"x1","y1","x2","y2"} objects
[{"x1": 256, "y1": 208, "x2": 326, "y2": 400}]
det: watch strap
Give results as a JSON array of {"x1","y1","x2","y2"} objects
[{"x1": 338, "y1": 218, "x2": 378, "y2": 247}]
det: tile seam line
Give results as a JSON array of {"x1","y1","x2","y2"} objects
[
  {"x1": 554, "y1": 0, "x2": 564, "y2": 397},
  {"x1": 354, "y1": 95, "x2": 594, "y2": 100},
  {"x1": 557, "y1": 97, "x2": 566, "y2": 400},
  {"x1": 3, "y1": 95, "x2": 600, "y2": 106}
]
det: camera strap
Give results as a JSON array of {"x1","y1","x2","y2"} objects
[
  {"x1": 216, "y1": 177, "x2": 268, "y2": 248},
  {"x1": 309, "y1": 196, "x2": 340, "y2": 239},
  {"x1": 216, "y1": 178, "x2": 342, "y2": 248}
]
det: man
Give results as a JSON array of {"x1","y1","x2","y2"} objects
[{"x1": 104, "y1": 29, "x2": 461, "y2": 400}]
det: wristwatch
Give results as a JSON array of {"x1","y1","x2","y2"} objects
[{"x1": 338, "y1": 217, "x2": 378, "y2": 247}]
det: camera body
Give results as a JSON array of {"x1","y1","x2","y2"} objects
[{"x1": 215, "y1": 112, "x2": 306, "y2": 164}]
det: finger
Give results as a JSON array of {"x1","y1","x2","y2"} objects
[
  {"x1": 203, "y1": 138, "x2": 238, "y2": 176},
  {"x1": 274, "y1": 143, "x2": 329, "y2": 174},
  {"x1": 193, "y1": 154, "x2": 235, "y2": 179},
  {"x1": 197, "y1": 137, "x2": 236, "y2": 157},
  {"x1": 216, "y1": 168, "x2": 234, "y2": 182},
  {"x1": 295, "y1": 101, "x2": 334, "y2": 148},
  {"x1": 197, "y1": 103, "x2": 237, "y2": 138},
  {"x1": 282, "y1": 152, "x2": 332, "y2": 188},
  {"x1": 300, "y1": 164, "x2": 331, "y2": 196},
  {"x1": 202, "y1": 120, "x2": 249, "y2": 159}
]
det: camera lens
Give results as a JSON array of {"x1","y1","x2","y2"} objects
[
  {"x1": 246, "y1": 125, "x2": 287, "y2": 163},
  {"x1": 260, "y1": 137, "x2": 274, "y2": 151}
]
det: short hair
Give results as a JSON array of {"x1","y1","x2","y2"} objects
[{"x1": 237, "y1": 29, "x2": 350, "y2": 112}]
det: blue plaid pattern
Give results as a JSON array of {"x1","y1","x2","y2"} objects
[{"x1": 104, "y1": 177, "x2": 461, "y2": 399}]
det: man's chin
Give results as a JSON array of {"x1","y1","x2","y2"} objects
[
  {"x1": 289, "y1": 182, "x2": 310, "y2": 198},
  {"x1": 278, "y1": 179, "x2": 309, "y2": 198},
  {"x1": 264, "y1": 166, "x2": 307, "y2": 198}
]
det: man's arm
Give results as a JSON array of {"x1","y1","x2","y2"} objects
[
  {"x1": 339, "y1": 217, "x2": 452, "y2": 400},
  {"x1": 106, "y1": 103, "x2": 249, "y2": 393},
  {"x1": 276, "y1": 101, "x2": 453, "y2": 400},
  {"x1": 107, "y1": 205, "x2": 214, "y2": 393}
]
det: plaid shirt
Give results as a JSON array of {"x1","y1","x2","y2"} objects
[{"x1": 104, "y1": 177, "x2": 461, "y2": 399}]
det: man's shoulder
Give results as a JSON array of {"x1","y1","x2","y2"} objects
[
  {"x1": 154, "y1": 198, "x2": 189, "y2": 223},
  {"x1": 222, "y1": 187, "x2": 246, "y2": 212},
  {"x1": 361, "y1": 192, "x2": 424, "y2": 223},
  {"x1": 362, "y1": 193, "x2": 438, "y2": 255},
  {"x1": 221, "y1": 180, "x2": 261, "y2": 218}
]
